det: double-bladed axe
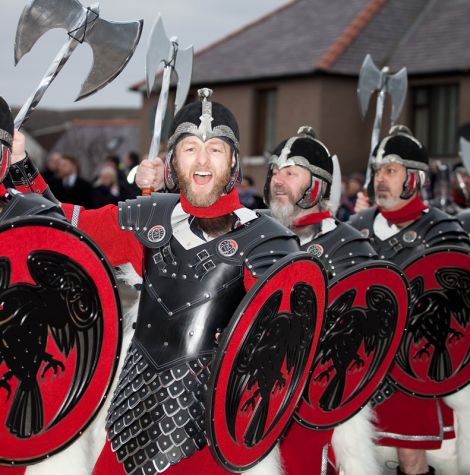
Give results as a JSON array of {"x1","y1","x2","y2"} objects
[
  {"x1": 357, "y1": 54, "x2": 408, "y2": 190},
  {"x1": 142, "y1": 14, "x2": 193, "y2": 196},
  {"x1": 14, "y1": 0, "x2": 143, "y2": 129}
]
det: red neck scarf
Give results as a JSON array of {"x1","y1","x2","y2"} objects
[
  {"x1": 0, "y1": 184, "x2": 7, "y2": 199},
  {"x1": 180, "y1": 188, "x2": 242, "y2": 218},
  {"x1": 293, "y1": 211, "x2": 331, "y2": 227},
  {"x1": 378, "y1": 194, "x2": 428, "y2": 225}
]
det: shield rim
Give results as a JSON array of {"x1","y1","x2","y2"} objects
[
  {"x1": 294, "y1": 260, "x2": 409, "y2": 429},
  {"x1": 390, "y1": 245, "x2": 470, "y2": 398},
  {"x1": 0, "y1": 216, "x2": 122, "y2": 465},
  {"x1": 206, "y1": 252, "x2": 327, "y2": 472}
]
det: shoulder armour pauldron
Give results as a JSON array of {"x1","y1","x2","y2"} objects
[
  {"x1": 118, "y1": 193, "x2": 179, "y2": 248},
  {"x1": 419, "y1": 208, "x2": 470, "y2": 249},
  {"x1": 242, "y1": 214, "x2": 299, "y2": 277},
  {"x1": 0, "y1": 190, "x2": 65, "y2": 223}
]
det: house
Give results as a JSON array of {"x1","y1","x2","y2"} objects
[
  {"x1": 16, "y1": 108, "x2": 141, "y2": 180},
  {"x1": 131, "y1": 0, "x2": 470, "y2": 187}
]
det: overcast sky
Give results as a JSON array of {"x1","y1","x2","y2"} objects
[{"x1": 1, "y1": 0, "x2": 289, "y2": 111}]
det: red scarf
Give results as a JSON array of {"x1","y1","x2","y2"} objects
[
  {"x1": 179, "y1": 188, "x2": 242, "y2": 218},
  {"x1": 378, "y1": 194, "x2": 428, "y2": 225},
  {"x1": 293, "y1": 211, "x2": 331, "y2": 226}
]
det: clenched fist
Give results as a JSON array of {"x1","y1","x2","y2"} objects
[
  {"x1": 135, "y1": 158, "x2": 165, "y2": 191},
  {"x1": 11, "y1": 129, "x2": 26, "y2": 164}
]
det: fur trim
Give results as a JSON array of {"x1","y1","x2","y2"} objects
[
  {"x1": 243, "y1": 444, "x2": 284, "y2": 475},
  {"x1": 444, "y1": 384, "x2": 470, "y2": 474},
  {"x1": 115, "y1": 263, "x2": 142, "y2": 288},
  {"x1": 331, "y1": 404, "x2": 380, "y2": 475},
  {"x1": 115, "y1": 264, "x2": 142, "y2": 334},
  {"x1": 25, "y1": 299, "x2": 139, "y2": 475}
]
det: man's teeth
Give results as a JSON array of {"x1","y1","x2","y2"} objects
[{"x1": 194, "y1": 171, "x2": 212, "y2": 176}]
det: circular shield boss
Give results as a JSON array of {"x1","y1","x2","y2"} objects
[
  {"x1": 206, "y1": 252, "x2": 327, "y2": 472},
  {"x1": 0, "y1": 216, "x2": 122, "y2": 465},
  {"x1": 390, "y1": 247, "x2": 470, "y2": 397},
  {"x1": 295, "y1": 262, "x2": 409, "y2": 429}
]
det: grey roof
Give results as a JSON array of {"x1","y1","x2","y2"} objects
[
  {"x1": 332, "y1": 0, "x2": 470, "y2": 75},
  {"x1": 190, "y1": 0, "x2": 369, "y2": 83},
  {"x1": 133, "y1": 0, "x2": 470, "y2": 91},
  {"x1": 389, "y1": 0, "x2": 470, "y2": 74}
]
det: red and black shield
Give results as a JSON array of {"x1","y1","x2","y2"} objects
[
  {"x1": 391, "y1": 247, "x2": 470, "y2": 397},
  {"x1": 0, "y1": 216, "x2": 122, "y2": 465},
  {"x1": 295, "y1": 262, "x2": 409, "y2": 429},
  {"x1": 206, "y1": 253, "x2": 327, "y2": 472}
]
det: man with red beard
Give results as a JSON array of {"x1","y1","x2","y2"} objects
[
  {"x1": 9, "y1": 89, "x2": 300, "y2": 475},
  {"x1": 351, "y1": 126, "x2": 470, "y2": 475},
  {"x1": 263, "y1": 127, "x2": 380, "y2": 475}
]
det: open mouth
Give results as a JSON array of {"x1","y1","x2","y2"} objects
[{"x1": 193, "y1": 171, "x2": 213, "y2": 186}]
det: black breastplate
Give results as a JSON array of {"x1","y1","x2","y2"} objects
[
  {"x1": 136, "y1": 237, "x2": 246, "y2": 370},
  {"x1": 119, "y1": 193, "x2": 298, "y2": 369}
]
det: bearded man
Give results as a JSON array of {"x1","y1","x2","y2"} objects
[
  {"x1": 351, "y1": 126, "x2": 470, "y2": 475},
  {"x1": 9, "y1": 89, "x2": 301, "y2": 475},
  {"x1": 262, "y1": 127, "x2": 384, "y2": 475}
]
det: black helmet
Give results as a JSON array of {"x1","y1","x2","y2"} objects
[
  {"x1": 264, "y1": 126, "x2": 333, "y2": 209},
  {"x1": 164, "y1": 88, "x2": 241, "y2": 193},
  {"x1": 372, "y1": 125, "x2": 428, "y2": 199}
]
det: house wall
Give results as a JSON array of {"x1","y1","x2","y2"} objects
[{"x1": 138, "y1": 72, "x2": 470, "y2": 192}]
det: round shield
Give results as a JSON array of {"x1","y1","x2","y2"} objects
[
  {"x1": 295, "y1": 262, "x2": 409, "y2": 429},
  {"x1": 390, "y1": 247, "x2": 470, "y2": 397},
  {"x1": 0, "y1": 216, "x2": 122, "y2": 465},
  {"x1": 206, "y1": 253, "x2": 327, "y2": 472}
]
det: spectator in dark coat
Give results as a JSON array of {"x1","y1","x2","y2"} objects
[{"x1": 49, "y1": 154, "x2": 95, "y2": 209}]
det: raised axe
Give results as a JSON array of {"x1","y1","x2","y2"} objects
[
  {"x1": 357, "y1": 54, "x2": 408, "y2": 190},
  {"x1": 142, "y1": 14, "x2": 193, "y2": 196},
  {"x1": 14, "y1": 0, "x2": 143, "y2": 129}
]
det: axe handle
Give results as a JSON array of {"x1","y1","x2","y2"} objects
[
  {"x1": 364, "y1": 88, "x2": 386, "y2": 191},
  {"x1": 142, "y1": 65, "x2": 172, "y2": 196},
  {"x1": 15, "y1": 37, "x2": 78, "y2": 130}
]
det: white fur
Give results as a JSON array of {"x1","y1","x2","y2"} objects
[
  {"x1": 331, "y1": 404, "x2": 380, "y2": 475},
  {"x1": 444, "y1": 384, "x2": 470, "y2": 474},
  {"x1": 244, "y1": 444, "x2": 284, "y2": 475},
  {"x1": 25, "y1": 267, "x2": 140, "y2": 475}
]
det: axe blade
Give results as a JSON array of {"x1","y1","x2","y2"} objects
[
  {"x1": 357, "y1": 54, "x2": 382, "y2": 118},
  {"x1": 387, "y1": 66, "x2": 408, "y2": 124},
  {"x1": 15, "y1": 0, "x2": 85, "y2": 65},
  {"x1": 77, "y1": 17, "x2": 143, "y2": 100},
  {"x1": 146, "y1": 15, "x2": 172, "y2": 97},
  {"x1": 174, "y1": 44, "x2": 194, "y2": 113},
  {"x1": 460, "y1": 137, "x2": 470, "y2": 176}
]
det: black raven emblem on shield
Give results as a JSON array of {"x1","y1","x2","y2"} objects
[
  {"x1": 396, "y1": 268, "x2": 470, "y2": 382},
  {"x1": 311, "y1": 286, "x2": 397, "y2": 411},
  {"x1": 226, "y1": 283, "x2": 316, "y2": 447},
  {"x1": 0, "y1": 251, "x2": 102, "y2": 438}
]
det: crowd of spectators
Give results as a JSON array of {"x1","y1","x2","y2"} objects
[
  {"x1": 41, "y1": 150, "x2": 470, "y2": 216},
  {"x1": 42, "y1": 151, "x2": 141, "y2": 208}
]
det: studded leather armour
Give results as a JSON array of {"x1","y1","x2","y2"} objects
[
  {"x1": 0, "y1": 189, "x2": 64, "y2": 223},
  {"x1": 106, "y1": 193, "x2": 299, "y2": 474},
  {"x1": 301, "y1": 220, "x2": 377, "y2": 278},
  {"x1": 349, "y1": 207, "x2": 470, "y2": 266}
]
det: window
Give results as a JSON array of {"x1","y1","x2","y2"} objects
[
  {"x1": 253, "y1": 88, "x2": 278, "y2": 156},
  {"x1": 412, "y1": 84, "x2": 458, "y2": 156}
]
